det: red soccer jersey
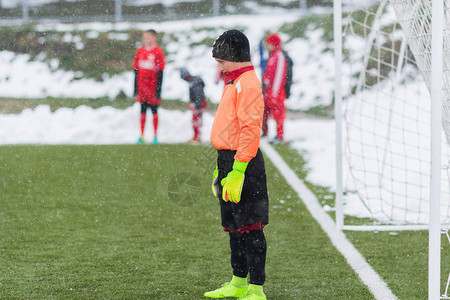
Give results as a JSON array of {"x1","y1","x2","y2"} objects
[
  {"x1": 133, "y1": 46, "x2": 165, "y2": 104},
  {"x1": 262, "y1": 49, "x2": 287, "y2": 106},
  {"x1": 133, "y1": 45, "x2": 165, "y2": 77}
]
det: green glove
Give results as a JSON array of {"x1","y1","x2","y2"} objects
[
  {"x1": 212, "y1": 166, "x2": 220, "y2": 198},
  {"x1": 222, "y1": 160, "x2": 248, "y2": 203}
]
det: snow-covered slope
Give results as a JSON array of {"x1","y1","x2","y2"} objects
[{"x1": 0, "y1": 12, "x2": 338, "y2": 111}]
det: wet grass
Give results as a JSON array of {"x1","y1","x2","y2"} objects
[{"x1": 0, "y1": 144, "x2": 373, "y2": 299}]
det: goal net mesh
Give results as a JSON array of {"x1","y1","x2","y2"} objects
[{"x1": 342, "y1": 0, "x2": 450, "y2": 225}]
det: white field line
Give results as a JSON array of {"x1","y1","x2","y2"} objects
[{"x1": 260, "y1": 140, "x2": 397, "y2": 300}]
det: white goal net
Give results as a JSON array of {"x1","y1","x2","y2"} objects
[{"x1": 341, "y1": 0, "x2": 450, "y2": 227}]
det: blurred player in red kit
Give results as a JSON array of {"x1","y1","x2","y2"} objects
[
  {"x1": 262, "y1": 33, "x2": 287, "y2": 144},
  {"x1": 133, "y1": 29, "x2": 165, "y2": 144}
]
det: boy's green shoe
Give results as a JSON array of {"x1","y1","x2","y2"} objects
[
  {"x1": 152, "y1": 137, "x2": 158, "y2": 144},
  {"x1": 238, "y1": 284, "x2": 266, "y2": 300},
  {"x1": 136, "y1": 136, "x2": 145, "y2": 144},
  {"x1": 204, "y1": 281, "x2": 248, "y2": 298}
]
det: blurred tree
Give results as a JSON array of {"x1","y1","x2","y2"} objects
[{"x1": 58, "y1": 0, "x2": 64, "y2": 16}]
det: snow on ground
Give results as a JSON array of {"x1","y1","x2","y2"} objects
[
  {"x1": 4, "y1": 91, "x2": 447, "y2": 225},
  {"x1": 0, "y1": 103, "x2": 346, "y2": 215},
  {"x1": 0, "y1": 13, "x2": 350, "y2": 217},
  {"x1": 0, "y1": 12, "x2": 338, "y2": 110}
]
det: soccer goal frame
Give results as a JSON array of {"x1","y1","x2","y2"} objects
[{"x1": 333, "y1": 0, "x2": 444, "y2": 298}]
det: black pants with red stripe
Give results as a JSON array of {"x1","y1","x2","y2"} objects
[
  {"x1": 216, "y1": 149, "x2": 269, "y2": 285},
  {"x1": 216, "y1": 149, "x2": 269, "y2": 229},
  {"x1": 229, "y1": 230, "x2": 267, "y2": 285}
]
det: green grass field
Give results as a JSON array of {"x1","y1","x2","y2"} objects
[{"x1": 0, "y1": 144, "x2": 447, "y2": 299}]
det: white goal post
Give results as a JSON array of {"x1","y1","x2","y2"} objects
[{"x1": 334, "y1": 0, "x2": 446, "y2": 298}]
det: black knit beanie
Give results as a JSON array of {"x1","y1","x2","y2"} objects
[{"x1": 212, "y1": 29, "x2": 251, "y2": 62}]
